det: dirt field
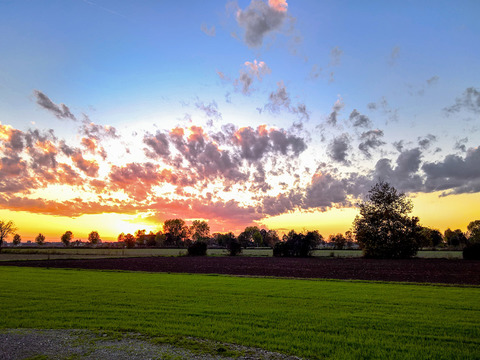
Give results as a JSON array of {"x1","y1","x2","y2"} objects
[{"x1": 2, "y1": 256, "x2": 479, "y2": 285}]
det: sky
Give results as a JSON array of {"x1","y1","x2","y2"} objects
[{"x1": 0, "y1": 0, "x2": 479, "y2": 242}]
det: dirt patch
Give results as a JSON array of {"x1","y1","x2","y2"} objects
[
  {"x1": 0, "y1": 329, "x2": 302, "y2": 360},
  {"x1": 1, "y1": 256, "x2": 479, "y2": 285}
]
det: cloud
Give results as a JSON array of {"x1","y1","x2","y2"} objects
[
  {"x1": 195, "y1": 100, "x2": 222, "y2": 120},
  {"x1": 418, "y1": 134, "x2": 437, "y2": 149},
  {"x1": 263, "y1": 82, "x2": 310, "y2": 121},
  {"x1": 143, "y1": 131, "x2": 171, "y2": 159},
  {"x1": 328, "y1": 133, "x2": 350, "y2": 163},
  {"x1": 358, "y1": 130, "x2": 385, "y2": 158},
  {"x1": 80, "y1": 117, "x2": 119, "y2": 140},
  {"x1": 373, "y1": 148, "x2": 423, "y2": 192},
  {"x1": 235, "y1": 60, "x2": 271, "y2": 94},
  {"x1": 33, "y1": 90, "x2": 77, "y2": 121},
  {"x1": 423, "y1": 146, "x2": 480, "y2": 194},
  {"x1": 454, "y1": 137, "x2": 468, "y2": 152},
  {"x1": 327, "y1": 96, "x2": 345, "y2": 126},
  {"x1": 200, "y1": 23, "x2": 216, "y2": 36},
  {"x1": 349, "y1": 109, "x2": 371, "y2": 128},
  {"x1": 236, "y1": 0, "x2": 289, "y2": 47},
  {"x1": 444, "y1": 87, "x2": 480, "y2": 115}
]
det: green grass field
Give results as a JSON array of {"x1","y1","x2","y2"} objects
[{"x1": 0, "y1": 266, "x2": 478, "y2": 359}]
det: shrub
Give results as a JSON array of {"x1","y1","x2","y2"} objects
[
  {"x1": 187, "y1": 241, "x2": 207, "y2": 256},
  {"x1": 463, "y1": 243, "x2": 480, "y2": 260},
  {"x1": 226, "y1": 238, "x2": 242, "y2": 256},
  {"x1": 273, "y1": 230, "x2": 319, "y2": 257}
]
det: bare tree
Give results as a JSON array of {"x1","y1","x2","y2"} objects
[{"x1": 0, "y1": 220, "x2": 17, "y2": 252}]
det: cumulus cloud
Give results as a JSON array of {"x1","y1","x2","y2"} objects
[
  {"x1": 236, "y1": 0, "x2": 289, "y2": 47},
  {"x1": 444, "y1": 87, "x2": 480, "y2": 115},
  {"x1": 328, "y1": 133, "x2": 350, "y2": 163},
  {"x1": 358, "y1": 130, "x2": 385, "y2": 158},
  {"x1": 373, "y1": 148, "x2": 423, "y2": 192},
  {"x1": 33, "y1": 90, "x2": 77, "y2": 121},
  {"x1": 423, "y1": 146, "x2": 480, "y2": 194},
  {"x1": 418, "y1": 134, "x2": 437, "y2": 149}
]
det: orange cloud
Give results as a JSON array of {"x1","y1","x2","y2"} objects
[{"x1": 269, "y1": 0, "x2": 288, "y2": 12}]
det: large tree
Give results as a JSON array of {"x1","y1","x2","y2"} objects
[
  {"x1": 353, "y1": 182, "x2": 421, "y2": 259},
  {"x1": 467, "y1": 220, "x2": 480, "y2": 244},
  {"x1": 88, "y1": 231, "x2": 101, "y2": 245},
  {"x1": 190, "y1": 220, "x2": 210, "y2": 242},
  {"x1": 35, "y1": 233, "x2": 46, "y2": 246},
  {"x1": 61, "y1": 231, "x2": 73, "y2": 247},
  {"x1": 0, "y1": 220, "x2": 16, "y2": 252},
  {"x1": 163, "y1": 219, "x2": 188, "y2": 246}
]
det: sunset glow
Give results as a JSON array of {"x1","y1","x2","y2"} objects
[{"x1": 0, "y1": 1, "x2": 479, "y2": 242}]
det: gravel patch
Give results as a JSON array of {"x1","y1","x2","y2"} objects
[{"x1": 0, "y1": 329, "x2": 303, "y2": 360}]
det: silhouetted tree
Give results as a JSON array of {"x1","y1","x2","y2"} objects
[
  {"x1": 238, "y1": 226, "x2": 261, "y2": 248},
  {"x1": 88, "y1": 231, "x2": 101, "y2": 245},
  {"x1": 444, "y1": 228, "x2": 467, "y2": 248},
  {"x1": 144, "y1": 231, "x2": 157, "y2": 246},
  {"x1": 190, "y1": 220, "x2": 210, "y2": 242},
  {"x1": 467, "y1": 220, "x2": 480, "y2": 244},
  {"x1": 261, "y1": 229, "x2": 281, "y2": 248},
  {"x1": 124, "y1": 233, "x2": 136, "y2": 248},
  {"x1": 12, "y1": 234, "x2": 21, "y2": 246},
  {"x1": 345, "y1": 230, "x2": 355, "y2": 249},
  {"x1": 329, "y1": 233, "x2": 346, "y2": 250},
  {"x1": 135, "y1": 229, "x2": 146, "y2": 245},
  {"x1": 117, "y1": 232, "x2": 125, "y2": 242},
  {"x1": 35, "y1": 233, "x2": 45, "y2": 246},
  {"x1": 163, "y1": 219, "x2": 188, "y2": 246},
  {"x1": 418, "y1": 227, "x2": 443, "y2": 248},
  {"x1": 0, "y1": 220, "x2": 16, "y2": 252},
  {"x1": 273, "y1": 230, "x2": 319, "y2": 257},
  {"x1": 155, "y1": 231, "x2": 166, "y2": 246},
  {"x1": 353, "y1": 182, "x2": 421, "y2": 259},
  {"x1": 61, "y1": 231, "x2": 73, "y2": 247}
]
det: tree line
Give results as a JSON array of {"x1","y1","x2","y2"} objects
[{"x1": 1, "y1": 182, "x2": 479, "y2": 259}]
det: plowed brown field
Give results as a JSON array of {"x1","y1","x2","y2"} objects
[{"x1": 2, "y1": 256, "x2": 479, "y2": 285}]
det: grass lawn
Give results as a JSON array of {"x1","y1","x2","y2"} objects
[{"x1": 0, "y1": 266, "x2": 478, "y2": 359}]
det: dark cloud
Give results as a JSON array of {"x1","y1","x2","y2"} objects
[
  {"x1": 418, "y1": 134, "x2": 437, "y2": 149},
  {"x1": 423, "y1": 146, "x2": 480, "y2": 194},
  {"x1": 373, "y1": 148, "x2": 423, "y2": 192},
  {"x1": 33, "y1": 90, "x2": 77, "y2": 121},
  {"x1": 303, "y1": 172, "x2": 349, "y2": 209},
  {"x1": 80, "y1": 117, "x2": 119, "y2": 140},
  {"x1": 349, "y1": 109, "x2": 371, "y2": 128},
  {"x1": 328, "y1": 134, "x2": 350, "y2": 163},
  {"x1": 200, "y1": 23, "x2": 216, "y2": 36},
  {"x1": 143, "y1": 131, "x2": 171, "y2": 159},
  {"x1": 236, "y1": 0, "x2": 288, "y2": 47},
  {"x1": 358, "y1": 130, "x2": 385, "y2": 158},
  {"x1": 444, "y1": 87, "x2": 480, "y2": 115}
]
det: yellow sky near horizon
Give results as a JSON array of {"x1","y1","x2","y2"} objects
[{"x1": 1, "y1": 191, "x2": 479, "y2": 243}]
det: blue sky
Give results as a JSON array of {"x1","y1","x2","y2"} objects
[{"x1": 0, "y1": 0, "x2": 479, "y2": 239}]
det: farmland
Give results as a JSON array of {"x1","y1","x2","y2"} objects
[{"x1": 1, "y1": 265, "x2": 479, "y2": 359}]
